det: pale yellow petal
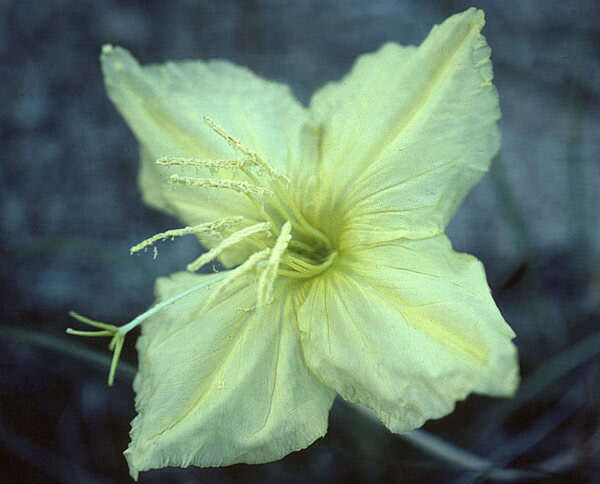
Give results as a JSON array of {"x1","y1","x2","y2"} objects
[
  {"x1": 101, "y1": 46, "x2": 313, "y2": 266},
  {"x1": 309, "y1": 9, "x2": 501, "y2": 248},
  {"x1": 126, "y1": 271, "x2": 335, "y2": 480},
  {"x1": 298, "y1": 235, "x2": 518, "y2": 434}
]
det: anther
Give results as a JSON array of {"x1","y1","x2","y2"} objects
[
  {"x1": 169, "y1": 174, "x2": 274, "y2": 198},
  {"x1": 203, "y1": 117, "x2": 289, "y2": 185},
  {"x1": 130, "y1": 217, "x2": 244, "y2": 254},
  {"x1": 257, "y1": 221, "x2": 292, "y2": 306},
  {"x1": 204, "y1": 248, "x2": 271, "y2": 311},
  {"x1": 187, "y1": 222, "x2": 272, "y2": 272},
  {"x1": 157, "y1": 157, "x2": 252, "y2": 171}
]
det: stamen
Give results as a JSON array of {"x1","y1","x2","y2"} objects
[
  {"x1": 284, "y1": 256, "x2": 314, "y2": 272},
  {"x1": 130, "y1": 217, "x2": 244, "y2": 254},
  {"x1": 187, "y1": 222, "x2": 272, "y2": 272},
  {"x1": 203, "y1": 116, "x2": 256, "y2": 159},
  {"x1": 278, "y1": 250, "x2": 338, "y2": 279},
  {"x1": 169, "y1": 174, "x2": 273, "y2": 198},
  {"x1": 204, "y1": 248, "x2": 271, "y2": 310},
  {"x1": 204, "y1": 117, "x2": 289, "y2": 185},
  {"x1": 157, "y1": 157, "x2": 253, "y2": 171},
  {"x1": 257, "y1": 221, "x2": 292, "y2": 306}
]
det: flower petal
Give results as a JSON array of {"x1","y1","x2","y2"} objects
[
  {"x1": 101, "y1": 46, "x2": 313, "y2": 265},
  {"x1": 298, "y1": 235, "x2": 518, "y2": 434},
  {"x1": 126, "y1": 271, "x2": 335, "y2": 480},
  {"x1": 309, "y1": 9, "x2": 501, "y2": 248}
]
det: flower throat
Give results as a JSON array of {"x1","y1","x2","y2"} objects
[{"x1": 134, "y1": 117, "x2": 337, "y2": 292}]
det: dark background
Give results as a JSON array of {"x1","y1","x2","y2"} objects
[{"x1": 1, "y1": 0, "x2": 599, "y2": 483}]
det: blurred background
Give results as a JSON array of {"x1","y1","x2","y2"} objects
[{"x1": 1, "y1": 0, "x2": 599, "y2": 482}]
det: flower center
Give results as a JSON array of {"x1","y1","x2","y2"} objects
[
  {"x1": 132, "y1": 117, "x2": 336, "y2": 307},
  {"x1": 275, "y1": 217, "x2": 337, "y2": 280}
]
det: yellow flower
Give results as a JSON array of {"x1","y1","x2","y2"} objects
[{"x1": 80, "y1": 7, "x2": 519, "y2": 480}]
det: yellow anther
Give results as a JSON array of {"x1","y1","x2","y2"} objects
[
  {"x1": 187, "y1": 222, "x2": 272, "y2": 272},
  {"x1": 169, "y1": 174, "x2": 273, "y2": 198},
  {"x1": 204, "y1": 248, "x2": 271, "y2": 310},
  {"x1": 157, "y1": 157, "x2": 252, "y2": 171},
  {"x1": 203, "y1": 117, "x2": 289, "y2": 185},
  {"x1": 130, "y1": 217, "x2": 244, "y2": 254},
  {"x1": 257, "y1": 221, "x2": 292, "y2": 306},
  {"x1": 203, "y1": 116, "x2": 254, "y2": 158}
]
